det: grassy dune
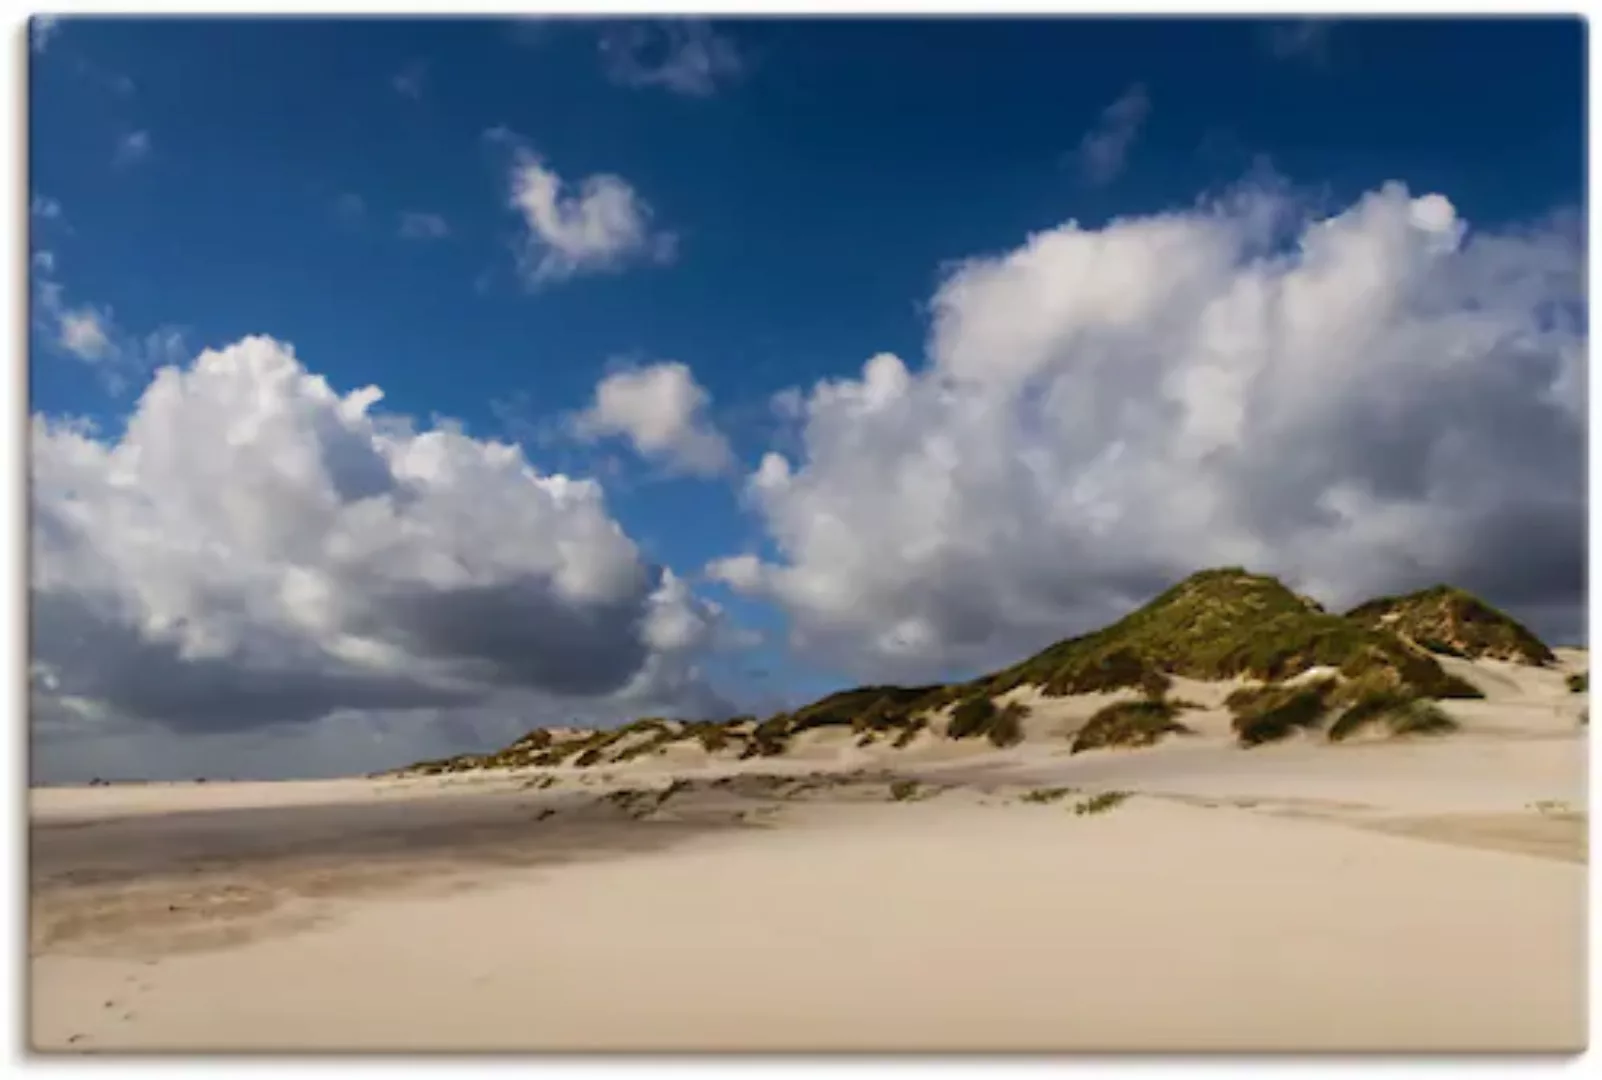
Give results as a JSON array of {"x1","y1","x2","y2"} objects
[{"x1": 395, "y1": 568, "x2": 1561, "y2": 775}]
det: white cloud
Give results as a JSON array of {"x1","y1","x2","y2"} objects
[
  {"x1": 392, "y1": 60, "x2": 427, "y2": 99},
  {"x1": 599, "y1": 19, "x2": 744, "y2": 97},
  {"x1": 573, "y1": 361, "x2": 735, "y2": 477},
  {"x1": 30, "y1": 256, "x2": 152, "y2": 392},
  {"x1": 399, "y1": 212, "x2": 450, "y2": 240},
  {"x1": 31, "y1": 195, "x2": 62, "y2": 220},
  {"x1": 115, "y1": 130, "x2": 152, "y2": 166},
  {"x1": 507, "y1": 149, "x2": 676, "y2": 285},
  {"x1": 31, "y1": 336, "x2": 729, "y2": 781},
  {"x1": 56, "y1": 308, "x2": 114, "y2": 361},
  {"x1": 717, "y1": 181, "x2": 1586, "y2": 678},
  {"x1": 706, "y1": 553, "x2": 765, "y2": 592},
  {"x1": 31, "y1": 15, "x2": 60, "y2": 53},
  {"x1": 1076, "y1": 83, "x2": 1150, "y2": 186}
]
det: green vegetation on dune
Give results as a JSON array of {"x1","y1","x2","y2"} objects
[
  {"x1": 946, "y1": 696, "x2": 1030, "y2": 747},
  {"x1": 1227, "y1": 678, "x2": 1338, "y2": 747},
  {"x1": 1567, "y1": 672, "x2": 1588, "y2": 694},
  {"x1": 1345, "y1": 585, "x2": 1555, "y2": 666},
  {"x1": 1072, "y1": 791, "x2": 1133, "y2": 816},
  {"x1": 394, "y1": 567, "x2": 1548, "y2": 776},
  {"x1": 1071, "y1": 699, "x2": 1192, "y2": 754},
  {"x1": 979, "y1": 569, "x2": 1483, "y2": 704}
]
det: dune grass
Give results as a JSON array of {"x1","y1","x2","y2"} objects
[
  {"x1": 891, "y1": 717, "x2": 928, "y2": 749},
  {"x1": 1326, "y1": 686, "x2": 1459, "y2": 742},
  {"x1": 1020, "y1": 787, "x2": 1078, "y2": 804},
  {"x1": 947, "y1": 696, "x2": 1031, "y2": 747},
  {"x1": 1346, "y1": 585, "x2": 1556, "y2": 666},
  {"x1": 1227, "y1": 678, "x2": 1338, "y2": 747},
  {"x1": 397, "y1": 567, "x2": 1530, "y2": 777},
  {"x1": 981, "y1": 568, "x2": 1484, "y2": 703},
  {"x1": 1071, "y1": 699, "x2": 1192, "y2": 754},
  {"x1": 1567, "y1": 672, "x2": 1588, "y2": 693},
  {"x1": 1071, "y1": 791, "x2": 1133, "y2": 816}
]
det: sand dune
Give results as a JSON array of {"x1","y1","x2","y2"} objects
[{"x1": 29, "y1": 654, "x2": 1589, "y2": 1053}]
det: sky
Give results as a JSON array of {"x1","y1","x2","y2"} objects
[{"x1": 27, "y1": 15, "x2": 1588, "y2": 783}]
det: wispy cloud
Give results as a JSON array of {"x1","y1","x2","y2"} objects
[
  {"x1": 32, "y1": 254, "x2": 187, "y2": 394},
  {"x1": 391, "y1": 60, "x2": 427, "y2": 99},
  {"x1": 30, "y1": 15, "x2": 60, "y2": 54},
  {"x1": 1075, "y1": 83, "x2": 1150, "y2": 186},
  {"x1": 57, "y1": 307, "x2": 115, "y2": 362},
  {"x1": 399, "y1": 212, "x2": 450, "y2": 240},
  {"x1": 114, "y1": 130, "x2": 152, "y2": 167},
  {"x1": 598, "y1": 20, "x2": 744, "y2": 98},
  {"x1": 1265, "y1": 19, "x2": 1336, "y2": 64},
  {"x1": 505, "y1": 17, "x2": 552, "y2": 49},
  {"x1": 333, "y1": 193, "x2": 366, "y2": 227},
  {"x1": 31, "y1": 194, "x2": 63, "y2": 220}
]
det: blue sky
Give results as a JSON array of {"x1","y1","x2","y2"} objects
[{"x1": 28, "y1": 17, "x2": 1588, "y2": 780}]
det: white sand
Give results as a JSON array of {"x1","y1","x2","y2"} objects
[{"x1": 29, "y1": 656, "x2": 1590, "y2": 1053}]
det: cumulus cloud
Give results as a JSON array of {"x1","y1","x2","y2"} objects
[
  {"x1": 30, "y1": 336, "x2": 728, "y2": 780},
  {"x1": 399, "y1": 211, "x2": 450, "y2": 240},
  {"x1": 706, "y1": 553, "x2": 765, "y2": 592},
  {"x1": 1076, "y1": 83, "x2": 1150, "y2": 186},
  {"x1": 598, "y1": 19, "x2": 744, "y2": 97},
  {"x1": 573, "y1": 362, "x2": 735, "y2": 477},
  {"x1": 716, "y1": 181, "x2": 1586, "y2": 679},
  {"x1": 506, "y1": 149, "x2": 676, "y2": 285}
]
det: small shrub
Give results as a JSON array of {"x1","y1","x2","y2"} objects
[
  {"x1": 891, "y1": 718, "x2": 928, "y2": 749},
  {"x1": 1567, "y1": 672, "x2": 1588, "y2": 694},
  {"x1": 1020, "y1": 787, "x2": 1077, "y2": 804},
  {"x1": 573, "y1": 748, "x2": 603, "y2": 768},
  {"x1": 1329, "y1": 690, "x2": 1458, "y2": 741},
  {"x1": 889, "y1": 779, "x2": 920, "y2": 802},
  {"x1": 988, "y1": 701, "x2": 1030, "y2": 748},
  {"x1": 1327, "y1": 685, "x2": 1414, "y2": 742},
  {"x1": 1230, "y1": 679, "x2": 1336, "y2": 747},
  {"x1": 1072, "y1": 699, "x2": 1190, "y2": 754},
  {"x1": 1387, "y1": 699, "x2": 1458, "y2": 737},
  {"x1": 1072, "y1": 791, "x2": 1132, "y2": 816},
  {"x1": 741, "y1": 715, "x2": 791, "y2": 758},
  {"x1": 947, "y1": 695, "x2": 998, "y2": 740}
]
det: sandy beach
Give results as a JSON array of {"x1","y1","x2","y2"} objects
[{"x1": 29, "y1": 653, "x2": 1589, "y2": 1053}]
